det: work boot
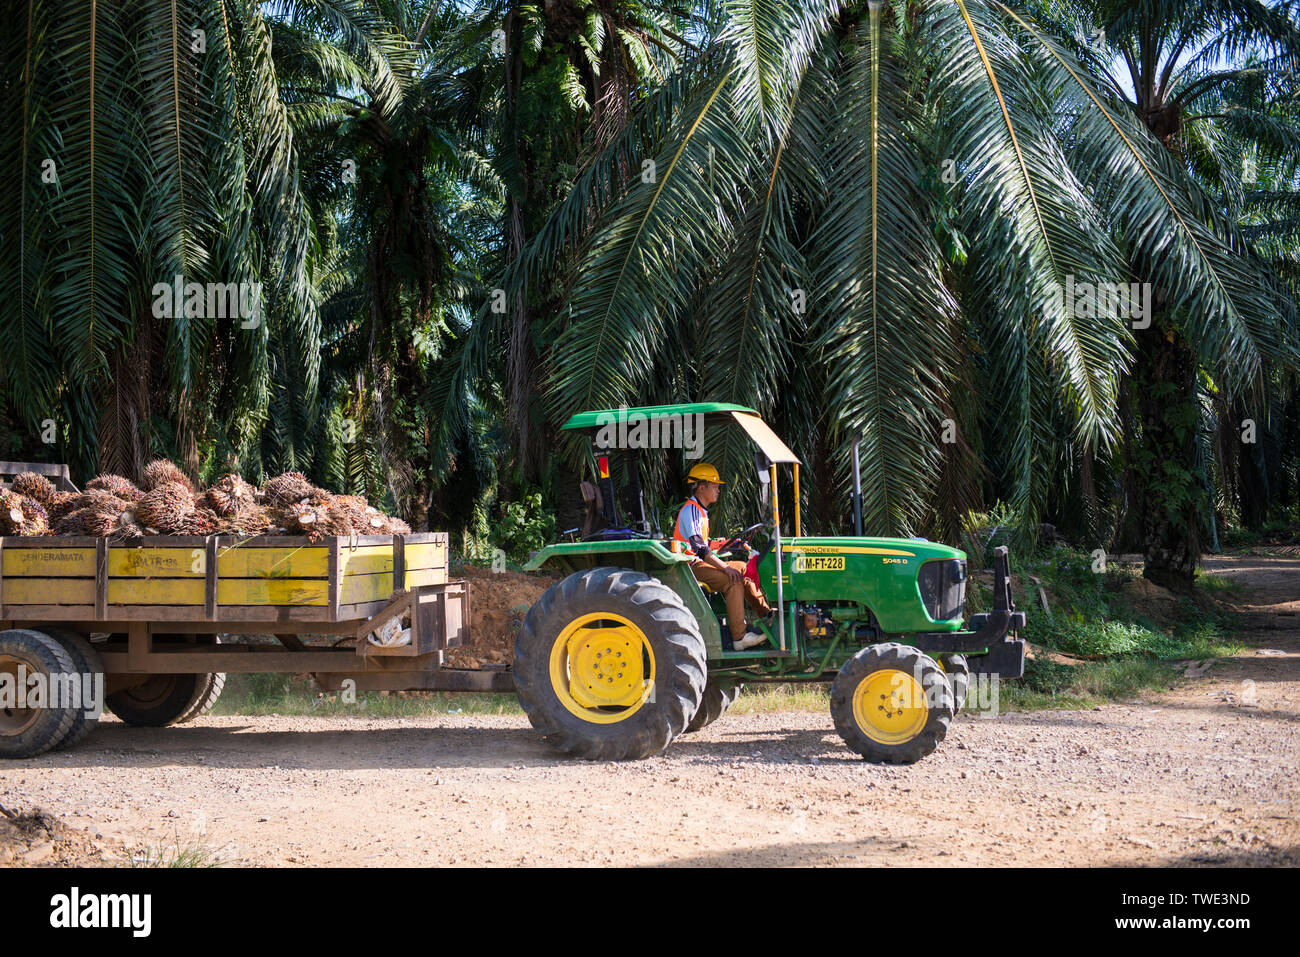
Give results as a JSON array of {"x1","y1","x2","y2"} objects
[{"x1": 733, "y1": 629, "x2": 768, "y2": 651}]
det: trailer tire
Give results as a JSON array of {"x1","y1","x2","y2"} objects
[
  {"x1": 40, "y1": 629, "x2": 104, "y2": 750},
  {"x1": 177, "y1": 672, "x2": 225, "y2": 724},
  {"x1": 176, "y1": 638, "x2": 225, "y2": 724},
  {"x1": 0, "y1": 629, "x2": 79, "y2": 758},
  {"x1": 106, "y1": 673, "x2": 209, "y2": 728},
  {"x1": 831, "y1": 642, "x2": 953, "y2": 764},
  {"x1": 515, "y1": 567, "x2": 706, "y2": 760},
  {"x1": 684, "y1": 680, "x2": 742, "y2": 733}
]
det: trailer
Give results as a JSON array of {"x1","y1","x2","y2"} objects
[{"x1": 0, "y1": 528, "x2": 508, "y2": 757}]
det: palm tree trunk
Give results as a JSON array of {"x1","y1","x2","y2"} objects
[
  {"x1": 1234, "y1": 399, "x2": 1269, "y2": 529},
  {"x1": 1131, "y1": 312, "x2": 1201, "y2": 589}
]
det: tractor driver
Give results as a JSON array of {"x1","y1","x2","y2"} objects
[{"x1": 672, "y1": 463, "x2": 773, "y2": 650}]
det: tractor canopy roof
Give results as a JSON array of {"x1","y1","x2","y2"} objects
[
  {"x1": 560, "y1": 402, "x2": 757, "y2": 428},
  {"x1": 561, "y1": 403, "x2": 799, "y2": 464}
]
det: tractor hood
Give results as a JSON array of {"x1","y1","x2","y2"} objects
[{"x1": 757, "y1": 536, "x2": 968, "y2": 633}]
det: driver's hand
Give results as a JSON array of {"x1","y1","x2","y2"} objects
[{"x1": 726, "y1": 565, "x2": 743, "y2": 585}]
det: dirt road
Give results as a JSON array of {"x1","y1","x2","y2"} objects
[{"x1": 2, "y1": 556, "x2": 1296, "y2": 867}]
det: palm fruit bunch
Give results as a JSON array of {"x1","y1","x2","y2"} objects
[
  {"x1": 135, "y1": 481, "x2": 195, "y2": 534},
  {"x1": 50, "y1": 489, "x2": 136, "y2": 536},
  {"x1": 85, "y1": 474, "x2": 145, "y2": 502},
  {"x1": 218, "y1": 503, "x2": 275, "y2": 536},
  {"x1": 46, "y1": 491, "x2": 78, "y2": 522},
  {"x1": 10, "y1": 472, "x2": 56, "y2": 506},
  {"x1": 0, "y1": 489, "x2": 49, "y2": 535},
  {"x1": 8, "y1": 460, "x2": 411, "y2": 539},
  {"x1": 262, "y1": 471, "x2": 315, "y2": 508},
  {"x1": 142, "y1": 459, "x2": 194, "y2": 493},
  {"x1": 9, "y1": 473, "x2": 83, "y2": 529},
  {"x1": 267, "y1": 486, "x2": 411, "y2": 539},
  {"x1": 200, "y1": 473, "x2": 256, "y2": 518},
  {"x1": 177, "y1": 508, "x2": 219, "y2": 536}
]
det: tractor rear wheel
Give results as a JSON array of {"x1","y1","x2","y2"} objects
[
  {"x1": 830, "y1": 643, "x2": 953, "y2": 764},
  {"x1": 0, "y1": 629, "x2": 79, "y2": 758},
  {"x1": 935, "y1": 653, "x2": 970, "y2": 713},
  {"x1": 515, "y1": 567, "x2": 706, "y2": 760},
  {"x1": 684, "y1": 680, "x2": 742, "y2": 733}
]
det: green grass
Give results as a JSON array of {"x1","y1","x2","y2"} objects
[
  {"x1": 212, "y1": 673, "x2": 523, "y2": 718},
  {"x1": 122, "y1": 836, "x2": 232, "y2": 868},
  {"x1": 730, "y1": 682, "x2": 831, "y2": 713},
  {"x1": 990, "y1": 548, "x2": 1249, "y2": 710}
]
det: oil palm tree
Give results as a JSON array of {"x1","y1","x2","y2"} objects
[
  {"x1": 516, "y1": 0, "x2": 1297, "y2": 583},
  {"x1": 0, "y1": 0, "x2": 360, "y2": 482},
  {"x1": 1029, "y1": 0, "x2": 1300, "y2": 582},
  {"x1": 275, "y1": 0, "x2": 504, "y2": 525}
]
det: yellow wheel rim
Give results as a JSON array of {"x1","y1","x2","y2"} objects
[
  {"x1": 852, "y1": 668, "x2": 929, "y2": 745},
  {"x1": 549, "y1": 612, "x2": 655, "y2": 725}
]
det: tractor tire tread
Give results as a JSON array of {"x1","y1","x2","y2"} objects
[
  {"x1": 515, "y1": 567, "x2": 706, "y2": 760},
  {"x1": 830, "y1": 642, "x2": 953, "y2": 764}
]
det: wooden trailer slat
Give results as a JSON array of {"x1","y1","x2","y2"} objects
[
  {"x1": 1, "y1": 599, "x2": 393, "y2": 623},
  {"x1": 219, "y1": 578, "x2": 330, "y2": 606},
  {"x1": 216, "y1": 546, "x2": 330, "y2": 578},
  {"x1": 339, "y1": 571, "x2": 395, "y2": 605},
  {"x1": 109, "y1": 547, "x2": 206, "y2": 577},
  {"x1": 2, "y1": 577, "x2": 96, "y2": 604},
  {"x1": 2, "y1": 546, "x2": 96, "y2": 576}
]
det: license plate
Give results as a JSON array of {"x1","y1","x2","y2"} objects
[{"x1": 793, "y1": 555, "x2": 844, "y2": 572}]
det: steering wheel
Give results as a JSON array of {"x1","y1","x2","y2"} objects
[{"x1": 715, "y1": 523, "x2": 766, "y2": 555}]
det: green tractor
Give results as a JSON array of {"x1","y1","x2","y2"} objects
[{"x1": 518, "y1": 403, "x2": 1025, "y2": 763}]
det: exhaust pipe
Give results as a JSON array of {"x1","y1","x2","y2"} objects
[{"x1": 851, "y1": 440, "x2": 863, "y2": 536}]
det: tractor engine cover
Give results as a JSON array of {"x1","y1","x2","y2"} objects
[{"x1": 756, "y1": 536, "x2": 971, "y2": 634}]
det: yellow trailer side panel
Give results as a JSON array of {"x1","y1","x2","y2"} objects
[
  {"x1": 2, "y1": 547, "x2": 95, "y2": 577},
  {"x1": 216, "y1": 546, "x2": 329, "y2": 579}
]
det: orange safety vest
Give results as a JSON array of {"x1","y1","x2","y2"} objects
[{"x1": 671, "y1": 497, "x2": 709, "y2": 556}]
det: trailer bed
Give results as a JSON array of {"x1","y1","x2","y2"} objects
[{"x1": 0, "y1": 532, "x2": 448, "y2": 623}]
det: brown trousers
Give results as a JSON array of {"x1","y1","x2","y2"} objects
[{"x1": 690, "y1": 559, "x2": 773, "y2": 642}]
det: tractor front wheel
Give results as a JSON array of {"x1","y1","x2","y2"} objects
[
  {"x1": 935, "y1": 653, "x2": 970, "y2": 713},
  {"x1": 830, "y1": 643, "x2": 953, "y2": 764},
  {"x1": 515, "y1": 567, "x2": 706, "y2": 760}
]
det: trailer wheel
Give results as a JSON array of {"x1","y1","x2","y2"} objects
[
  {"x1": 106, "y1": 673, "x2": 210, "y2": 727},
  {"x1": 0, "y1": 629, "x2": 79, "y2": 758},
  {"x1": 515, "y1": 567, "x2": 706, "y2": 760},
  {"x1": 177, "y1": 672, "x2": 225, "y2": 724},
  {"x1": 831, "y1": 643, "x2": 953, "y2": 764},
  {"x1": 684, "y1": 680, "x2": 742, "y2": 733},
  {"x1": 40, "y1": 628, "x2": 104, "y2": 750},
  {"x1": 175, "y1": 637, "x2": 225, "y2": 724},
  {"x1": 935, "y1": 653, "x2": 970, "y2": 713}
]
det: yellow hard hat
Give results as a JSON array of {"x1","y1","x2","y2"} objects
[{"x1": 687, "y1": 463, "x2": 724, "y2": 485}]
